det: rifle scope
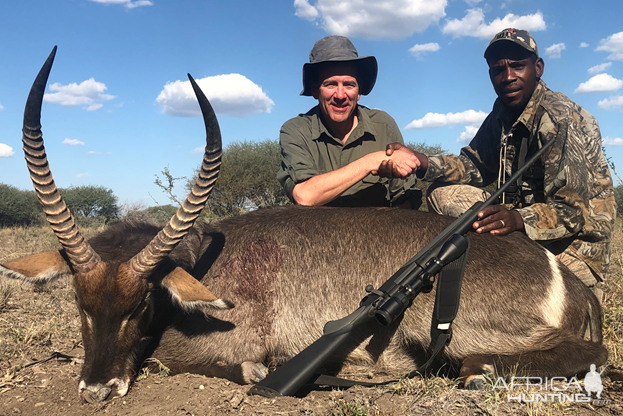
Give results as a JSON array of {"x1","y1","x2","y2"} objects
[{"x1": 375, "y1": 234, "x2": 469, "y2": 326}]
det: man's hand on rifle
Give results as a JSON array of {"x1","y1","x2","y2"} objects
[{"x1": 473, "y1": 205, "x2": 524, "y2": 236}]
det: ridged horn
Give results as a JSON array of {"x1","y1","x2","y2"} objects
[
  {"x1": 23, "y1": 46, "x2": 101, "y2": 273},
  {"x1": 128, "y1": 74, "x2": 222, "y2": 279}
]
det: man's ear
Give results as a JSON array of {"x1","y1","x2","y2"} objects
[{"x1": 535, "y1": 57, "x2": 544, "y2": 79}]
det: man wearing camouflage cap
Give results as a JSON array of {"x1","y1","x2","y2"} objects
[
  {"x1": 392, "y1": 28, "x2": 616, "y2": 292},
  {"x1": 277, "y1": 35, "x2": 421, "y2": 208}
]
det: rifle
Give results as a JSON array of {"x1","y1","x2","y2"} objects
[{"x1": 248, "y1": 137, "x2": 556, "y2": 398}]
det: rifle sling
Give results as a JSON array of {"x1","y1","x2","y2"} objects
[{"x1": 418, "y1": 245, "x2": 470, "y2": 372}]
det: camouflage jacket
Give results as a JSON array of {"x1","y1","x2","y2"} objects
[{"x1": 422, "y1": 80, "x2": 616, "y2": 280}]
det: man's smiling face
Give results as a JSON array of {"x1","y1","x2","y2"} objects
[{"x1": 313, "y1": 62, "x2": 361, "y2": 128}]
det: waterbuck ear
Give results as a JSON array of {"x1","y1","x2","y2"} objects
[
  {"x1": 161, "y1": 267, "x2": 234, "y2": 312},
  {"x1": 0, "y1": 251, "x2": 72, "y2": 284}
]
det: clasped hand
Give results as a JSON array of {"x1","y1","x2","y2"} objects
[{"x1": 373, "y1": 143, "x2": 422, "y2": 179}]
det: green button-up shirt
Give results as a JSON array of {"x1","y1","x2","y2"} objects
[{"x1": 277, "y1": 105, "x2": 419, "y2": 207}]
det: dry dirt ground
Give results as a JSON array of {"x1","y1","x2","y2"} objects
[{"x1": 2, "y1": 224, "x2": 623, "y2": 416}]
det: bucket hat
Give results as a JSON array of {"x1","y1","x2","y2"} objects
[
  {"x1": 484, "y1": 28, "x2": 539, "y2": 60},
  {"x1": 301, "y1": 36, "x2": 378, "y2": 96}
]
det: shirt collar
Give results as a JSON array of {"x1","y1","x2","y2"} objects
[
  {"x1": 494, "y1": 79, "x2": 548, "y2": 133},
  {"x1": 310, "y1": 105, "x2": 377, "y2": 144}
]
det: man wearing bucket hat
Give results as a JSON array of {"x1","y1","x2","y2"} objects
[
  {"x1": 388, "y1": 28, "x2": 615, "y2": 292},
  {"x1": 277, "y1": 35, "x2": 421, "y2": 208}
]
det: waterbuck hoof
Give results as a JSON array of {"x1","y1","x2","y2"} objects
[{"x1": 242, "y1": 361, "x2": 268, "y2": 384}]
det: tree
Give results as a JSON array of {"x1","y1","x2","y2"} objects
[
  {"x1": 123, "y1": 204, "x2": 179, "y2": 226},
  {"x1": 614, "y1": 183, "x2": 623, "y2": 211},
  {"x1": 193, "y1": 139, "x2": 289, "y2": 217},
  {"x1": 154, "y1": 166, "x2": 185, "y2": 206},
  {"x1": 60, "y1": 185, "x2": 120, "y2": 224},
  {"x1": 0, "y1": 184, "x2": 43, "y2": 227},
  {"x1": 406, "y1": 141, "x2": 447, "y2": 155}
]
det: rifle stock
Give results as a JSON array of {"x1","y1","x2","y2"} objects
[{"x1": 248, "y1": 137, "x2": 556, "y2": 397}]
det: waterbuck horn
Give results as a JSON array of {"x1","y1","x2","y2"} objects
[
  {"x1": 22, "y1": 46, "x2": 102, "y2": 273},
  {"x1": 128, "y1": 74, "x2": 222, "y2": 279}
]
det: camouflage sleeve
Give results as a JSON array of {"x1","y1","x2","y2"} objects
[
  {"x1": 515, "y1": 114, "x2": 615, "y2": 243},
  {"x1": 420, "y1": 152, "x2": 484, "y2": 185}
]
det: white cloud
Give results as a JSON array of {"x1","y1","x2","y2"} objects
[
  {"x1": 156, "y1": 74, "x2": 274, "y2": 118},
  {"x1": 87, "y1": 103, "x2": 103, "y2": 111},
  {"x1": 579, "y1": 42, "x2": 589, "y2": 48},
  {"x1": 0, "y1": 143, "x2": 15, "y2": 157},
  {"x1": 63, "y1": 138, "x2": 85, "y2": 146},
  {"x1": 192, "y1": 146, "x2": 204, "y2": 153},
  {"x1": 442, "y1": 8, "x2": 546, "y2": 39},
  {"x1": 88, "y1": 150, "x2": 102, "y2": 154},
  {"x1": 457, "y1": 125, "x2": 480, "y2": 143},
  {"x1": 588, "y1": 62, "x2": 612, "y2": 75},
  {"x1": 405, "y1": 109, "x2": 487, "y2": 130},
  {"x1": 76, "y1": 172, "x2": 91, "y2": 178},
  {"x1": 294, "y1": 0, "x2": 319, "y2": 21},
  {"x1": 293, "y1": 0, "x2": 447, "y2": 40},
  {"x1": 574, "y1": 74, "x2": 623, "y2": 94},
  {"x1": 465, "y1": 0, "x2": 482, "y2": 5},
  {"x1": 89, "y1": 0, "x2": 153, "y2": 9},
  {"x1": 409, "y1": 42, "x2": 440, "y2": 59},
  {"x1": 544, "y1": 43, "x2": 565, "y2": 59},
  {"x1": 43, "y1": 78, "x2": 115, "y2": 110},
  {"x1": 596, "y1": 31, "x2": 623, "y2": 60},
  {"x1": 598, "y1": 95, "x2": 623, "y2": 110},
  {"x1": 0, "y1": 103, "x2": 4, "y2": 111},
  {"x1": 603, "y1": 137, "x2": 623, "y2": 146}
]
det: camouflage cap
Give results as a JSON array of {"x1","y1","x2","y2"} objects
[{"x1": 484, "y1": 28, "x2": 539, "y2": 60}]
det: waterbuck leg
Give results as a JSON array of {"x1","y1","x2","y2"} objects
[{"x1": 460, "y1": 338, "x2": 608, "y2": 389}]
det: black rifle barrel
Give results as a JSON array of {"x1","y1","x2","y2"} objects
[{"x1": 248, "y1": 137, "x2": 556, "y2": 398}]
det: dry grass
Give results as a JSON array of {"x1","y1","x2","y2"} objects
[
  {"x1": 0, "y1": 225, "x2": 104, "y2": 264},
  {"x1": 0, "y1": 225, "x2": 98, "y2": 389},
  {"x1": 602, "y1": 220, "x2": 623, "y2": 368}
]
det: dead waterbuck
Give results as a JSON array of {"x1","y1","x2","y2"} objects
[{"x1": 0, "y1": 49, "x2": 607, "y2": 403}]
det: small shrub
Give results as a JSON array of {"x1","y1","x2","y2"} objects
[{"x1": 329, "y1": 399, "x2": 369, "y2": 416}]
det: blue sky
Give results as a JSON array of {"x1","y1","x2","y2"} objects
[{"x1": 1, "y1": 0, "x2": 623, "y2": 208}]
